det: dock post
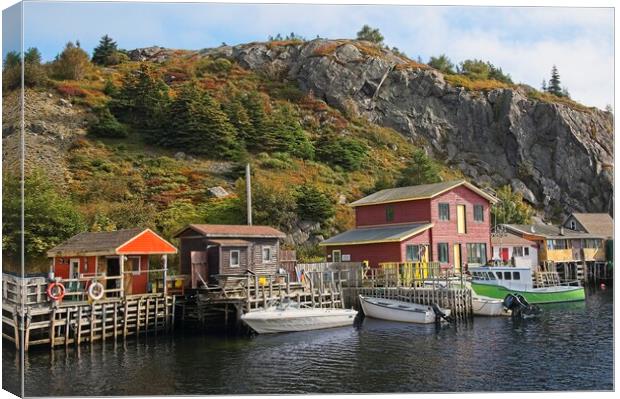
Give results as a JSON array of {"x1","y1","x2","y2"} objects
[
  {"x1": 136, "y1": 298, "x2": 142, "y2": 334},
  {"x1": 12, "y1": 310, "x2": 19, "y2": 350},
  {"x1": 113, "y1": 302, "x2": 118, "y2": 340},
  {"x1": 76, "y1": 306, "x2": 83, "y2": 346},
  {"x1": 90, "y1": 303, "x2": 96, "y2": 343},
  {"x1": 49, "y1": 308, "x2": 57, "y2": 348},
  {"x1": 64, "y1": 308, "x2": 71, "y2": 348},
  {"x1": 102, "y1": 304, "x2": 107, "y2": 341},
  {"x1": 123, "y1": 301, "x2": 129, "y2": 339}
]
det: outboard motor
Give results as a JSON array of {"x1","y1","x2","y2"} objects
[
  {"x1": 503, "y1": 293, "x2": 541, "y2": 318},
  {"x1": 431, "y1": 303, "x2": 454, "y2": 324}
]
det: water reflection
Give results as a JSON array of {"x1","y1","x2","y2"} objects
[{"x1": 1, "y1": 288, "x2": 613, "y2": 395}]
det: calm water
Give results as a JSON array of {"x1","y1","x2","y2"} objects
[{"x1": 3, "y1": 287, "x2": 614, "y2": 395}]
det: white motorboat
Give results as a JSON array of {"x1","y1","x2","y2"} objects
[
  {"x1": 241, "y1": 302, "x2": 358, "y2": 334},
  {"x1": 359, "y1": 295, "x2": 451, "y2": 324},
  {"x1": 472, "y1": 295, "x2": 511, "y2": 316}
]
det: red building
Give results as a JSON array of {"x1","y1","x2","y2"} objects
[
  {"x1": 320, "y1": 180, "x2": 497, "y2": 271},
  {"x1": 47, "y1": 228, "x2": 177, "y2": 295}
]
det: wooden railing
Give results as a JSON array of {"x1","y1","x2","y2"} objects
[{"x1": 376, "y1": 262, "x2": 462, "y2": 288}]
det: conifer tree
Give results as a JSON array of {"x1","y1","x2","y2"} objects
[
  {"x1": 223, "y1": 98, "x2": 253, "y2": 144},
  {"x1": 112, "y1": 63, "x2": 170, "y2": 130},
  {"x1": 240, "y1": 91, "x2": 267, "y2": 149},
  {"x1": 396, "y1": 149, "x2": 441, "y2": 187},
  {"x1": 356, "y1": 25, "x2": 384, "y2": 44},
  {"x1": 165, "y1": 83, "x2": 241, "y2": 159},
  {"x1": 92, "y1": 34, "x2": 119, "y2": 66},
  {"x1": 52, "y1": 41, "x2": 91, "y2": 80},
  {"x1": 547, "y1": 65, "x2": 563, "y2": 96}
]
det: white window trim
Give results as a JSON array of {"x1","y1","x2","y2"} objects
[
  {"x1": 262, "y1": 246, "x2": 272, "y2": 263},
  {"x1": 332, "y1": 250, "x2": 342, "y2": 262},
  {"x1": 230, "y1": 250, "x2": 240, "y2": 268},
  {"x1": 69, "y1": 258, "x2": 80, "y2": 279},
  {"x1": 128, "y1": 256, "x2": 141, "y2": 276}
]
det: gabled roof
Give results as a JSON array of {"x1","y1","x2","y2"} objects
[
  {"x1": 567, "y1": 213, "x2": 613, "y2": 238},
  {"x1": 491, "y1": 231, "x2": 537, "y2": 246},
  {"x1": 349, "y1": 180, "x2": 498, "y2": 207},
  {"x1": 174, "y1": 224, "x2": 286, "y2": 239},
  {"x1": 47, "y1": 228, "x2": 177, "y2": 257},
  {"x1": 319, "y1": 223, "x2": 433, "y2": 246},
  {"x1": 504, "y1": 224, "x2": 605, "y2": 240}
]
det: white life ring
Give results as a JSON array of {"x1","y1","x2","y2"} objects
[{"x1": 87, "y1": 281, "x2": 105, "y2": 301}]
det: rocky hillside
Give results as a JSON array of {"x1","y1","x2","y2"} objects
[
  {"x1": 204, "y1": 39, "x2": 612, "y2": 219},
  {"x1": 130, "y1": 42, "x2": 616, "y2": 219}
]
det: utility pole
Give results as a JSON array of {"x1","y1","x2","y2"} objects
[{"x1": 246, "y1": 163, "x2": 252, "y2": 226}]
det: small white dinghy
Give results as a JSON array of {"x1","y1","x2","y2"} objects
[
  {"x1": 472, "y1": 295, "x2": 511, "y2": 316},
  {"x1": 359, "y1": 295, "x2": 451, "y2": 324},
  {"x1": 241, "y1": 301, "x2": 358, "y2": 334}
]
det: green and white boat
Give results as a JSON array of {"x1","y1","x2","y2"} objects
[{"x1": 469, "y1": 266, "x2": 585, "y2": 304}]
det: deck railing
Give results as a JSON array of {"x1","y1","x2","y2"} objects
[{"x1": 376, "y1": 262, "x2": 462, "y2": 288}]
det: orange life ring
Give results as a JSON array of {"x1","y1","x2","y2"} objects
[{"x1": 47, "y1": 282, "x2": 66, "y2": 301}]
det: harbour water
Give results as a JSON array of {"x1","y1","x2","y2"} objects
[{"x1": 2, "y1": 287, "x2": 613, "y2": 395}]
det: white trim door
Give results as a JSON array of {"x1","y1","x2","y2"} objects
[{"x1": 69, "y1": 258, "x2": 80, "y2": 279}]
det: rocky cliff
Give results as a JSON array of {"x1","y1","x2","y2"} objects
[{"x1": 214, "y1": 39, "x2": 613, "y2": 219}]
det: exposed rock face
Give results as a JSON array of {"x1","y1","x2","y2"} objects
[{"x1": 227, "y1": 39, "x2": 614, "y2": 219}]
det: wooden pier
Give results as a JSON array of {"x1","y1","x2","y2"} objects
[
  {"x1": 2, "y1": 273, "x2": 175, "y2": 350},
  {"x1": 178, "y1": 261, "x2": 474, "y2": 326}
]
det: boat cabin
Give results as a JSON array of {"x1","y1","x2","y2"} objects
[{"x1": 469, "y1": 266, "x2": 533, "y2": 291}]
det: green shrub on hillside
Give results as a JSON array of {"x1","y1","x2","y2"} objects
[
  {"x1": 316, "y1": 134, "x2": 368, "y2": 171},
  {"x1": 396, "y1": 149, "x2": 441, "y2": 187},
  {"x1": 2, "y1": 48, "x2": 47, "y2": 91},
  {"x1": 88, "y1": 106, "x2": 128, "y2": 138},
  {"x1": 491, "y1": 185, "x2": 534, "y2": 225},
  {"x1": 51, "y1": 41, "x2": 92, "y2": 80}
]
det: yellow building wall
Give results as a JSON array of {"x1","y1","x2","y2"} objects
[{"x1": 583, "y1": 248, "x2": 606, "y2": 261}]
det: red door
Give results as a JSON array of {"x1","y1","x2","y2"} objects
[{"x1": 501, "y1": 248, "x2": 509, "y2": 262}]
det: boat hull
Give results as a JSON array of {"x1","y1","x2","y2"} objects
[
  {"x1": 471, "y1": 282, "x2": 585, "y2": 304},
  {"x1": 359, "y1": 296, "x2": 450, "y2": 324},
  {"x1": 241, "y1": 308, "x2": 357, "y2": 334},
  {"x1": 472, "y1": 296, "x2": 510, "y2": 316}
]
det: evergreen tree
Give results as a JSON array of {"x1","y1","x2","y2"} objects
[
  {"x1": 356, "y1": 25, "x2": 384, "y2": 44},
  {"x1": 261, "y1": 104, "x2": 314, "y2": 159},
  {"x1": 88, "y1": 106, "x2": 128, "y2": 138},
  {"x1": 316, "y1": 134, "x2": 368, "y2": 171},
  {"x1": 165, "y1": 82, "x2": 241, "y2": 159},
  {"x1": 541, "y1": 79, "x2": 547, "y2": 92},
  {"x1": 295, "y1": 184, "x2": 336, "y2": 224},
  {"x1": 92, "y1": 34, "x2": 119, "y2": 66},
  {"x1": 547, "y1": 65, "x2": 563, "y2": 96},
  {"x1": 396, "y1": 149, "x2": 441, "y2": 187},
  {"x1": 428, "y1": 54, "x2": 455, "y2": 74},
  {"x1": 223, "y1": 98, "x2": 253, "y2": 144},
  {"x1": 112, "y1": 63, "x2": 170, "y2": 130},
  {"x1": 240, "y1": 91, "x2": 267, "y2": 150}
]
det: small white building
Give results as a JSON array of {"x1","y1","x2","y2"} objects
[{"x1": 491, "y1": 231, "x2": 538, "y2": 269}]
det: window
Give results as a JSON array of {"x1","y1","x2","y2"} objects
[
  {"x1": 569, "y1": 220, "x2": 577, "y2": 230},
  {"x1": 437, "y1": 243, "x2": 449, "y2": 263},
  {"x1": 230, "y1": 250, "x2": 240, "y2": 267},
  {"x1": 513, "y1": 247, "x2": 523, "y2": 257},
  {"x1": 504, "y1": 271, "x2": 512, "y2": 280},
  {"x1": 474, "y1": 205, "x2": 484, "y2": 222},
  {"x1": 406, "y1": 245, "x2": 421, "y2": 262},
  {"x1": 332, "y1": 250, "x2": 342, "y2": 262},
  {"x1": 513, "y1": 272, "x2": 521, "y2": 280},
  {"x1": 585, "y1": 239, "x2": 602, "y2": 249},
  {"x1": 486, "y1": 272, "x2": 496, "y2": 280},
  {"x1": 386, "y1": 205, "x2": 395, "y2": 222},
  {"x1": 496, "y1": 272, "x2": 503, "y2": 280},
  {"x1": 127, "y1": 256, "x2": 141, "y2": 275},
  {"x1": 466, "y1": 243, "x2": 487, "y2": 265},
  {"x1": 262, "y1": 246, "x2": 272, "y2": 262},
  {"x1": 438, "y1": 203, "x2": 450, "y2": 221},
  {"x1": 524, "y1": 247, "x2": 530, "y2": 256},
  {"x1": 457, "y1": 205, "x2": 467, "y2": 234}
]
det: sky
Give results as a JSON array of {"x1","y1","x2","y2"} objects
[{"x1": 1, "y1": 1, "x2": 614, "y2": 109}]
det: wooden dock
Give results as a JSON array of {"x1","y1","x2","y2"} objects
[
  {"x1": 178, "y1": 261, "x2": 474, "y2": 326},
  {"x1": 2, "y1": 273, "x2": 175, "y2": 350}
]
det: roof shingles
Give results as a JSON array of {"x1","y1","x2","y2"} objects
[{"x1": 319, "y1": 223, "x2": 433, "y2": 246}]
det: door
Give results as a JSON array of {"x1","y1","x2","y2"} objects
[
  {"x1": 457, "y1": 205, "x2": 467, "y2": 234},
  {"x1": 207, "y1": 246, "x2": 220, "y2": 282},
  {"x1": 453, "y1": 244, "x2": 462, "y2": 273},
  {"x1": 332, "y1": 250, "x2": 342, "y2": 263},
  {"x1": 501, "y1": 248, "x2": 509, "y2": 262},
  {"x1": 106, "y1": 257, "x2": 121, "y2": 293},
  {"x1": 69, "y1": 258, "x2": 80, "y2": 279}
]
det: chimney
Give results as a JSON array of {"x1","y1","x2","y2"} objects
[
  {"x1": 246, "y1": 163, "x2": 252, "y2": 226},
  {"x1": 559, "y1": 226, "x2": 565, "y2": 236}
]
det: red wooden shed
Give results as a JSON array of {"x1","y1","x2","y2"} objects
[{"x1": 47, "y1": 228, "x2": 177, "y2": 296}]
